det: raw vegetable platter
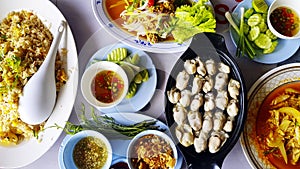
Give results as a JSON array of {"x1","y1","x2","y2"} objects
[
  {"x1": 229, "y1": 0, "x2": 300, "y2": 64},
  {"x1": 91, "y1": 0, "x2": 215, "y2": 53},
  {"x1": 80, "y1": 42, "x2": 157, "y2": 113}
]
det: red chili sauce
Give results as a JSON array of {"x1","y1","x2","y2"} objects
[
  {"x1": 270, "y1": 6, "x2": 300, "y2": 37},
  {"x1": 256, "y1": 82, "x2": 300, "y2": 169},
  {"x1": 91, "y1": 70, "x2": 124, "y2": 103}
]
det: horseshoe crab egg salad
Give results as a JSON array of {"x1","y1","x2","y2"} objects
[
  {"x1": 0, "y1": 10, "x2": 68, "y2": 145},
  {"x1": 109, "y1": 0, "x2": 216, "y2": 44},
  {"x1": 167, "y1": 57, "x2": 241, "y2": 153}
]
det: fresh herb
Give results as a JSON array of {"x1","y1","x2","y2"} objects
[
  {"x1": 225, "y1": 11, "x2": 256, "y2": 59},
  {"x1": 54, "y1": 104, "x2": 165, "y2": 139},
  {"x1": 172, "y1": 0, "x2": 216, "y2": 43},
  {"x1": 236, "y1": 7, "x2": 245, "y2": 58}
]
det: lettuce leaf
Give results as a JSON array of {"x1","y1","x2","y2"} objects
[{"x1": 172, "y1": 0, "x2": 216, "y2": 43}]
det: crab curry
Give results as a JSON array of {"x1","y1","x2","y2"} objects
[{"x1": 257, "y1": 81, "x2": 300, "y2": 168}]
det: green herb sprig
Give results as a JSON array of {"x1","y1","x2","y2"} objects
[
  {"x1": 225, "y1": 10, "x2": 256, "y2": 59},
  {"x1": 53, "y1": 104, "x2": 165, "y2": 140}
]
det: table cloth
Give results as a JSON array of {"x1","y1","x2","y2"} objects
[{"x1": 20, "y1": 0, "x2": 300, "y2": 168}]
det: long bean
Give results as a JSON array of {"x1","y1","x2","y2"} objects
[{"x1": 57, "y1": 105, "x2": 165, "y2": 139}]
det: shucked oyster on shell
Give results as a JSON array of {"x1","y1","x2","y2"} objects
[{"x1": 167, "y1": 56, "x2": 241, "y2": 154}]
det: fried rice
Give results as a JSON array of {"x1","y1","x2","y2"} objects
[{"x1": 0, "y1": 10, "x2": 67, "y2": 145}]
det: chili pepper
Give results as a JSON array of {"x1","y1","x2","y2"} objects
[{"x1": 148, "y1": 0, "x2": 155, "y2": 7}]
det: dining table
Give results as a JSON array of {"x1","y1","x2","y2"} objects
[{"x1": 21, "y1": 0, "x2": 300, "y2": 168}]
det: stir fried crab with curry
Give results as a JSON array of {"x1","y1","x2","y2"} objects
[
  {"x1": 0, "y1": 10, "x2": 67, "y2": 145},
  {"x1": 257, "y1": 82, "x2": 300, "y2": 166}
]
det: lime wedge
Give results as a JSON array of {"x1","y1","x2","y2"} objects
[
  {"x1": 247, "y1": 13, "x2": 262, "y2": 27},
  {"x1": 254, "y1": 34, "x2": 272, "y2": 49},
  {"x1": 263, "y1": 40, "x2": 278, "y2": 54},
  {"x1": 248, "y1": 26, "x2": 260, "y2": 41},
  {"x1": 252, "y1": 0, "x2": 268, "y2": 13}
]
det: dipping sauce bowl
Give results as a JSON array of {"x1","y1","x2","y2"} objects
[
  {"x1": 81, "y1": 61, "x2": 129, "y2": 110},
  {"x1": 267, "y1": 0, "x2": 300, "y2": 39}
]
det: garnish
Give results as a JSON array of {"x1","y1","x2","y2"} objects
[
  {"x1": 53, "y1": 104, "x2": 165, "y2": 139},
  {"x1": 225, "y1": 11, "x2": 256, "y2": 59}
]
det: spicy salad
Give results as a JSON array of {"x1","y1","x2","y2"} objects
[{"x1": 116, "y1": 0, "x2": 216, "y2": 44}]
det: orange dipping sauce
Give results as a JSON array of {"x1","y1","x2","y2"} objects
[{"x1": 91, "y1": 70, "x2": 124, "y2": 103}]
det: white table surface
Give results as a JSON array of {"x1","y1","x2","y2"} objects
[{"x1": 20, "y1": 0, "x2": 300, "y2": 168}]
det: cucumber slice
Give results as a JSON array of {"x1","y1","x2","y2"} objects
[
  {"x1": 248, "y1": 26, "x2": 260, "y2": 41},
  {"x1": 263, "y1": 40, "x2": 278, "y2": 54},
  {"x1": 247, "y1": 13, "x2": 262, "y2": 27},
  {"x1": 266, "y1": 29, "x2": 278, "y2": 40},
  {"x1": 258, "y1": 22, "x2": 267, "y2": 32},
  {"x1": 244, "y1": 8, "x2": 254, "y2": 18},
  {"x1": 254, "y1": 34, "x2": 272, "y2": 49},
  {"x1": 126, "y1": 82, "x2": 137, "y2": 99},
  {"x1": 107, "y1": 48, "x2": 127, "y2": 61}
]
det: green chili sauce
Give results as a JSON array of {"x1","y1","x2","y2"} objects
[{"x1": 73, "y1": 136, "x2": 108, "y2": 169}]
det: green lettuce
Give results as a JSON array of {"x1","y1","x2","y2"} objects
[{"x1": 172, "y1": 0, "x2": 216, "y2": 43}]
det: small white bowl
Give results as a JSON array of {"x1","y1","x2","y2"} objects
[
  {"x1": 127, "y1": 130, "x2": 178, "y2": 169},
  {"x1": 61, "y1": 130, "x2": 113, "y2": 169},
  {"x1": 267, "y1": 0, "x2": 300, "y2": 39},
  {"x1": 81, "y1": 61, "x2": 129, "y2": 109}
]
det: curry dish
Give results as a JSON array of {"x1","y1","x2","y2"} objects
[{"x1": 257, "y1": 82, "x2": 300, "y2": 168}]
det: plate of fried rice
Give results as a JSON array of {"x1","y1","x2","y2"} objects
[{"x1": 0, "y1": 0, "x2": 78, "y2": 167}]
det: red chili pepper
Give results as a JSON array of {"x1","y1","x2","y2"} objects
[{"x1": 148, "y1": 0, "x2": 155, "y2": 7}]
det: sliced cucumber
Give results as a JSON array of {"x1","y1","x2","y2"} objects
[
  {"x1": 247, "y1": 13, "x2": 262, "y2": 27},
  {"x1": 126, "y1": 82, "x2": 137, "y2": 99},
  {"x1": 263, "y1": 40, "x2": 278, "y2": 54},
  {"x1": 254, "y1": 34, "x2": 272, "y2": 49},
  {"x1": 248, "y1": 26, "x2": 260, "y2": 41},
  {"x1": 244, "y1": 8, "x2": 254, "y2": 18},
  {"x1": 258, "y1": 22, "x2": 267, "y2": 32},
  {"x1": 266, "y1": 29, "x2": 278, "y2": 40},
  {"x1": 107, "y1": 48, "x2": 127, "y2": 61}
]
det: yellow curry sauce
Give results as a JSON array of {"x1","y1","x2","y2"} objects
[{"x1": 256, "y1": 82, "x2": 300, "y2": 168}]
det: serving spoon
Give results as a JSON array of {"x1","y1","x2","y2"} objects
[{"x1": 18, "y1": 21, "x2": 66, "y2": 125}]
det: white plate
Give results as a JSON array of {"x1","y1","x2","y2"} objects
[
  {"x1": 58, "y1": 113, "x2": 184, "y2": 169},
  {"x1": 0, "y1": 0, "x2": 78, "y2": 168},
  {"x1": 91, "y1": 0, "x2": 192, "y2": 53},
  {"x1": 83, "y1": 42, "x2": 157, "y2": 113},
  {"x1": 230, "y1": 0, "x2": 300, "y2": 64},
  {"x1": 241, "y1": 63, "x2": 300, "y2": 168}
]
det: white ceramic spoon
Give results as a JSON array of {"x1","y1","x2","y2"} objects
[{"x1": 18, "y1": 21, "x2": 66, "y2": 125}]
